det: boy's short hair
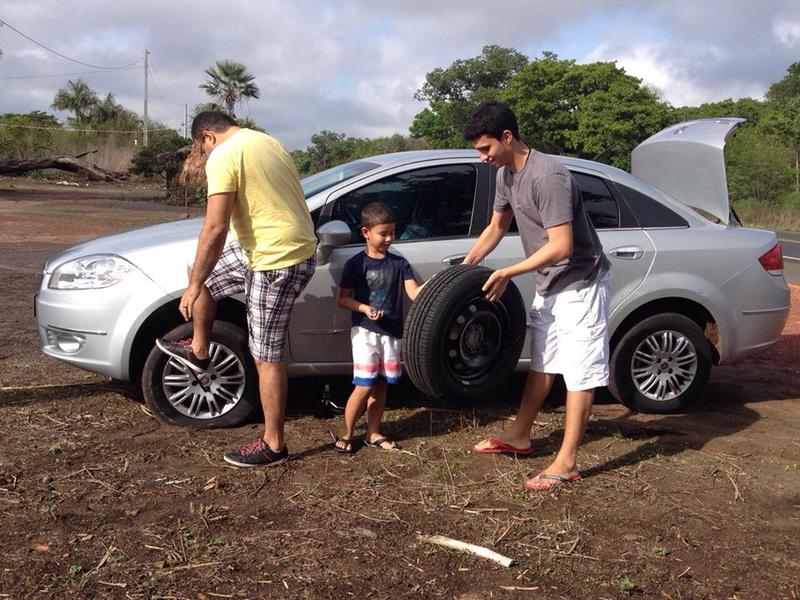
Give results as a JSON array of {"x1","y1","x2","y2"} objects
[
  {"x1": 361, "y1": 202, "x2": 395, "y2": 229},
  {"x1": 191, "y1": 111, "x2": 237, "y2": 141},
  {"x1": 463, "y1": 100, "x2": 520, "y2": 142}
]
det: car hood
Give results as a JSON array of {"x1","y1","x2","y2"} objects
[
  {"x1": 631, "y1": 118, "x2": 745, "y2": 224},
  {"x1": 45, "y1": 218, "x2": 203, "y2": 271}
]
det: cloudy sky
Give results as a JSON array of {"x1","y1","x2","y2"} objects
[{"x1": 1, "y1": 0, "x2": 799, "y2": 150}]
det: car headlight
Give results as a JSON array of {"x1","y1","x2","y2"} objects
[{"x1": 49, "y1": 254, "x2": 136, "y2": 290}]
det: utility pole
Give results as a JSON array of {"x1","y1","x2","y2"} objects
[
  {"x1": 143, "y1": 49, "x2": 149, "y2": 147},
  {"x1": 184, "y1": 102, "x2": 188, "y2": 139}
]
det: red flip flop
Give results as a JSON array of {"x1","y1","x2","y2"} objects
[
  {"x1": 472, "y1": 436, "x2": 533, "y2": 456},
  {"x1": 524, "y1": 471, "x2": 581, "y2": 491}
]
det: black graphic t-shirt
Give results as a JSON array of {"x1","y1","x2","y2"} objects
[{"x1": 340, "y1": 250, "x2": 415, "y2": 338}]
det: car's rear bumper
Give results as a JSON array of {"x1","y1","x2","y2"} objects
[{"x1": 718, "y1": 265, "x2": 791, "y2": 363}]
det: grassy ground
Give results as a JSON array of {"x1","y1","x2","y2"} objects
[{"x1": 735, "y1": 200, "x2": 800, "y2": 231}]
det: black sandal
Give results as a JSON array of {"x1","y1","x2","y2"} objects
[
  {"x1": 330, "y1": 430, "x2": 358, "y2": 454},
  {"x1": 366, "y1": 436, "x2": 400, "y2": 451}
]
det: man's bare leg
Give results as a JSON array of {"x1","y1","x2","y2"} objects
[
  {"x1": 255, "y1": 360, "x2": 288, "y2": 451},
  {"x1": 525, "y1": 388, "x2": 594, "y2": 488},
  {"x1": 474, "y1": 371, "x2": 555, "y2": 451}
]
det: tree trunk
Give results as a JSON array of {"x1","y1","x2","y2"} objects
[{"x1": 0, "y1": 156, "x2": 126, "y2": 182}]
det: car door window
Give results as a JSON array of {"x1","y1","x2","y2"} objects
[
  {"x1": 330, "y1": 165, "x2": 477, "y2": 243},
  {"x1": 507, "y1": 171, "x2": 619, "y2": 232}
]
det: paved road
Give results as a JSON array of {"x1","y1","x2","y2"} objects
[{"x1": 778, "y1": 231, "x2": 800, "y2": 285}]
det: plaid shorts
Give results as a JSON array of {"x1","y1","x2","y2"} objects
[{"x1": 205, "y1": 240, "x2": 315, "y2": 363}]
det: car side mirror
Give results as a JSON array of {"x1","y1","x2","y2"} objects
[{"x1": 315, "y1": 220, "x2": 352, "y2": 265}]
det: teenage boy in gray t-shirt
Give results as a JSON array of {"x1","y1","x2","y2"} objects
[{"x1": 463, "y1": 101, "x2": 611, "y2": 491}]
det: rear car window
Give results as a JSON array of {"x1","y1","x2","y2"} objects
[{"x1": 616, "y1": 183, "x2": 689, "y2": 228}]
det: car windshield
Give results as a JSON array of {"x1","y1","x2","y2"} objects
[{"x1": 301, "y1": 160, "x2": 380, "y2": 198}]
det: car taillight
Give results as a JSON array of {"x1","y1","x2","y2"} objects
[{"x1": 757, "y1": 243, "x2": 783, "y2": 275}]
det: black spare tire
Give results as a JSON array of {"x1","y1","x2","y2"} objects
[{"x1": 403, "y1": 264, "x2": 526, "y2": 401}]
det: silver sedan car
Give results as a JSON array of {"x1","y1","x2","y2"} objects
[{"x1": 35, "y1": 118, "x2": 791, "y2": 427}]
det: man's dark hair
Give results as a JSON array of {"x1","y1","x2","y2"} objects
[
  {"x1": 191, "y1": 111, "x2": 238, "y2": 141},
  {"x1": 361, "y1": 202, "x2": 395, "y2": 229},
  {"x1": 463, "y1": 101, "x2": 519, "y2": 141}
]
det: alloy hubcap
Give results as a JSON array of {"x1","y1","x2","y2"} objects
[
  {"x1": 161, "y1": 342, "x2": 246, "y2": 419},
  {"x1": 631, "y1": 330, "x2": 698, "y2": 401}
]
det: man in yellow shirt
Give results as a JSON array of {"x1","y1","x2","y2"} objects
[{"x1": 156, "y1": 111, "x2": 316, "y2": 467}]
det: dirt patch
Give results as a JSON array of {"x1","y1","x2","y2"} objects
[{"x1": 1, "y1": 180, "x2": 799, "y2": 599}]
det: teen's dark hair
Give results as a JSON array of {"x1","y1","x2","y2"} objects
[
  {"x1": 463, "y1": 101, "x2": 519, "y2": 141},
  {"x1": 191, "y1": 111, "x2": 238, "y2": 141},
  {"x1": 361, "y1": 202, "x2": 395, "y2": 229}
]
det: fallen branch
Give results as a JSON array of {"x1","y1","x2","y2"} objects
[
  {"x1": 0, "y1": 156, "x2": 126, "y2": 181},
  {"x1": 417, "y1": 534, "x2": 514, "y2": 567}
]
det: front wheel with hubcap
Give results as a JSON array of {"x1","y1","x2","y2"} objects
[
  {"x1": 609, "y1": 313, "x2": 712, "y2": 413},
  {"x1": 142, "y1": 321, "x2": 259, "y2": 427}
]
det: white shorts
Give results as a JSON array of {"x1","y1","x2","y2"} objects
[
  {"x1": 529, "y1": 272, "x2": 611, "y2": 391},
  {"x1": 351, "y1": 326, "x2": 402, "y2": 386}
]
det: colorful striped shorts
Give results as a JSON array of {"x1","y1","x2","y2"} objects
[{"x1": 351, "y1": 326, "x2": 402, "y2": 386}]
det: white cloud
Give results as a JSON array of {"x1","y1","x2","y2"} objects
[
  {"x1": 1, "y1": 0, "x2": 798, "y2": 149},
  {"x1": 773, "y1": 18, "x2": 800, "y2": 47}
]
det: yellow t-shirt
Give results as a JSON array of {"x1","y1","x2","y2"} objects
[{"x1": 205, "y1": 129, "x2": 316, "y2": 270}]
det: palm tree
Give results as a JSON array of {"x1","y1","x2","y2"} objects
[
  {"x1": 199, "y1": 60, "x2": 260, "y2": 117},
  {"x1": 51, "y1": 79, "x2": 99, "y2": 124}
]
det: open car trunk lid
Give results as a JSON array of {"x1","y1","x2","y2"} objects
[{"x1": 631, "y1": 118, "x2": 745, "y2": 224}]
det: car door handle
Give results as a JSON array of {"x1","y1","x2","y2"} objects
[
  {"x1": 609, "y1": 246, "x2": 644, "y2": 260},
  {"x1": 442, "y1": 254, "x2": 466, "y2": 266}
]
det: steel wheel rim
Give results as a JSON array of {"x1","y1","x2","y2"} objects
[
  {"x1": 445, "y1": 298, "x2": 506, "y2": 384},
  {"x1": 630, "y1": 329, "x2": 698, "y2": 402},
  {"x1": 161, "y1": 341, "x2": 246, "y2": 419}
]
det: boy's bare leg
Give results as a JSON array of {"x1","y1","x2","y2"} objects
[
  {"x1": 255, "y1": 360, "x2": 288, "y2": 451},
  {"x1": 189, "y1": 285, "x2": 215, "y2": 359},
  {"x1": 529, "y1": 388, "x2": 594, "y2": 482},
  {"x1": 364, "y1": 379, "x2": 388, "y2": 443},
  {"x1": 341, "y1": 385, "x2": 372, "y2": 439},
  {"x1": 474, "y1": 371, "x2": 555, "y2": 451}
]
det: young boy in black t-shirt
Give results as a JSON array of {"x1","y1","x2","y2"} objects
[{"x1": 333, "y1": 202, "x2": 422, "y2": 453}]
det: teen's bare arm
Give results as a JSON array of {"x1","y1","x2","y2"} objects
[
  {"x1": 482, "y1": 222, "x2": 573, "y2": 302},
  {"x1": 463, "y1": 209, "x2": 514, "y2": 265}
]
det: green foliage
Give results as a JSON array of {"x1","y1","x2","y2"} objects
[
  {"x1": 0, "y1": 111, "x2": 61, "y2": 159},
  {"x1": 766, "y1": 61, "x2": 800, "y2": 104},
  {"x1": 727, "y1": 125, "x2": 793, "y2": 204},
  {"x1": 502, "y1": 54, "x2": 671, "y2": 169},
  {"x1": 51, "y1": 79, "x2": 99, "y2": 124},
  {"x1": 672, "y1": 97, "x2": 767, "y2": 125},
  {"x1": 292, "y1": 131, "x2": 423, "y2": 176},
  {"x1": 200, "y1": 60, "x2": 260, "y2": 117},
  {"x1": 410, "y1": 45, "x2": 528, "y2": 148},
  {"x1": 129, "y1": 129, "x2": 190, "y2": 190}
]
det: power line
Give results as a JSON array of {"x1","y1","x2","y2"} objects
[
  {"x1": 0, "y1": 18, "x2": 142, "y2": 70},
  {"x1": 0, "y1": 66, "x2": 141, "y2": 80}
]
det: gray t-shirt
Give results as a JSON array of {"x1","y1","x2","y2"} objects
[{"x1": 494, "y1": 150, "x2": 610, "y2": 295}]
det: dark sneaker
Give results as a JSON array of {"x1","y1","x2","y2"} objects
[
  {"x1": 223, "y1": 438, "x2": 289, "y2": 468},
  {"x1": 155, "y1": 338, "x2": 210, "y2": 372}
]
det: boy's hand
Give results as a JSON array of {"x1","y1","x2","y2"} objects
[{"x1": 362, "y1": 305, "x2": 384, "y2": 320}]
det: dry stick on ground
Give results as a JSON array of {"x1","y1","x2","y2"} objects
[{"x1": 417, "y1": 534, "x2": 515, "y2": 567}]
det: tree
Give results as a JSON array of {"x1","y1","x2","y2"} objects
[
  {"x1": 410, "y1": 45, "x2": 528, "y2": 148},
  {"x1": 130, "y1": 129, "x2": 191, "y2": 191},
  {"x1": 51, "y1": 79, "x2": 99, "y2": 124},
  {"x1": 502, "y1": 54, "x2": 671, "y2": 169},
  {"x1": 199, "y1": 60, "x2": 260, "y2": 117},
  {"x1": 0, "y1": 111, "x2": 61, "y2": 159},
  {"x1": 726, "y1": 125, "x2": 792, "y2": 204},
  {"x1": 764, "y1": 63, "x2": 800, "y2": 192}
]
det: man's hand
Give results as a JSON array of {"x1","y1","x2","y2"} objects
[
  {"x1": 179, "y1": 285, "x2": 203, "y2": 321},
  {"x1": 482, "y1": 268, "x2": 510, "y2": 302}
]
